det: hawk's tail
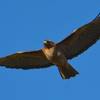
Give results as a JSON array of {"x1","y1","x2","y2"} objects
[{"x1": 57, "y1": 63, "x2": 79, "y2": 79}]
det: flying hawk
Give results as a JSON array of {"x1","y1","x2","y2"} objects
[{"x1": 0, "y1": 13, "x2": 100, "y2": 79}]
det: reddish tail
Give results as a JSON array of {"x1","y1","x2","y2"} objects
[{"x1": 57, "y1": 63, "x2": 79, "y2": 79}]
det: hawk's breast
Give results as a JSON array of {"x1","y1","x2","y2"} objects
[{"x1": 42, "y1": 47, "x2": 56, "y2": 60}]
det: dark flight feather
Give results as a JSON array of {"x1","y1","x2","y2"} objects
[
  {"x1": 0, "y1": 50, "x2": 52, "y2": 69},
  {"x1": 57, "y1": 13, "x2": 100, "y2": 59}
]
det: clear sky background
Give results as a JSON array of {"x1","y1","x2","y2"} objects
[{"x1": 0, "y1": 0, "x2": 100, "y2": 100}]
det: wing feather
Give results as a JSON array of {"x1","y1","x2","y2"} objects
[
  {"x1": 57, "y1": 13, "x2": 100, "y2": 59},
  {"x1": 0, "y1": 50, "x2": 53, "y2": 69}
]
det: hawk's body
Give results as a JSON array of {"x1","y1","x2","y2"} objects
[
  {"x1": 0, "y1": 13, "x2": 100, "y2": 79},
  {"x1": 42, "y1": 42, "x2": 78, "y2": 79}
]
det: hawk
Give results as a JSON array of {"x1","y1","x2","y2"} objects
[{"x1": 0, "y1": 13, "x2": 100, "y2": 79}]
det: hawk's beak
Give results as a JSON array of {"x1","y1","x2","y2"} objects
[{"x1": 43, "y1": 40, "x2": 48, "y2": 44}]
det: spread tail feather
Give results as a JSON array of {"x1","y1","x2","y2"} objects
[{"x1": 57, "y1": 63, "x2": 79, "y2": 79}]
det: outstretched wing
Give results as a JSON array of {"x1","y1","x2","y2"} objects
[
  {"x1": 57, "y1": 13, "x2": 100, "y2": 59},
  {"x1": 0, "y1": 50, "x2": 53, "y2": 69}
]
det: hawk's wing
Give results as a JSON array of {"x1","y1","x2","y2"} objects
[
  {"x1": 0, "y1": 50, "x2": 53, "y2": 69},
  {"x1": 57, "y1": 13, "x2": 100, "y2": 59}
]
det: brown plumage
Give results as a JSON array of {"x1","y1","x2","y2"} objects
[{"x1": 0, "y1": 13, "x2": 100, "y2": 79}]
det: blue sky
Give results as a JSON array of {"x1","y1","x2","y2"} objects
[{"x1": 0, "y1": 0, "x2": 100, "y2": 100}]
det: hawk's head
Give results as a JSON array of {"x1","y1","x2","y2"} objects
[{"x1": 43, "y1": 40, "x2": 55, "y2": 48}]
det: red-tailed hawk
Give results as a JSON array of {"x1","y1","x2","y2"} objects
[{"x1": 0, "y1": 13, "x2": 100, "y2": 79}]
